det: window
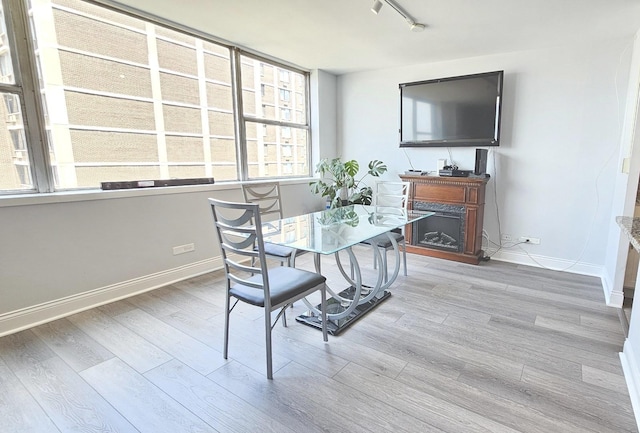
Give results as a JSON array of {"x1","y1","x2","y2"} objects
[
  {"x1": 10, "y1": 129, "x2": 26, "y2": 150},
  {"x1": 3, "y1": 94, "x2": 18, "y2": 114},
  {"x1": 241, "y1": 53, "x2": 309, "y2": 179},
  {"x1": 0, "y1": 0, "x2": 310, "y2": 194},
  {"x1": 279, "y1": 88, "x2": 290, "y2": 102},
  {"x1": 15, "y1": 164, "x2": 31, "y2": 185},
  {"x1": 0, "y1": 57, "x2": 12, "y2": 83},
  {"x1": 279, "y1": 69, "x2": 289, "y2": 82}
]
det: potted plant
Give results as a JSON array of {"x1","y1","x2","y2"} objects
[{"x1": 309, "y1": 158, "x2": 387, "y2": 208}]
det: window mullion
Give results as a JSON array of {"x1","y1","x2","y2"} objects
[
  {"x1": 5, "y1": 0, "x2": 53, "y2": 192},
  {"x1": 231, "y1": 48, "x2": 248, "y2": 181},
  {"x1": 243, "y1": 116, "x2": 309, "y2": 130}
]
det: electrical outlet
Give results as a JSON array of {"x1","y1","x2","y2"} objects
[
  {"x1": 501, "y1": 234, "x2": 514, "y2": 242},
  {"x1": 173, "y1": 243, "x2": 195, "y2": 255},
  {"x1": 519, "y1": 236, "x2": 540, "y2": 245}
]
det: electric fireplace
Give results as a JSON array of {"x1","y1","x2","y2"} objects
[{"x1": 399, "y1": 174, "x2": 489, "y2": 264}]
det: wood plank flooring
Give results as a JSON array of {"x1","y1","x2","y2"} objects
[{"x1": 0, "y1": 251, "x2": 637, "y2": 432}]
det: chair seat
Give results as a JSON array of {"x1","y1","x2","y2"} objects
[
  {"x1": 260, "y1": 242, "x2": 296, "y2": 259},
  {"x1": 230, "y1": 266, "x2": 326, "y2": 307},
  {"x1": 361, "y1": 231, "x2": 404, "y2": 249}
]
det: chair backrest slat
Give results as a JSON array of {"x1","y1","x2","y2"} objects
[
  {"x1": 227, "y1": 272, "x2": 264, "y2": 289},
  {"x1": 220, "y1": 240, "x2": 259, "y2": 257},
  {"x1": 217, "y1": 228, "x2": 257, "y2": 250},
  {"x1": 224, "y1": 257, "x2": 262, "y2": 275},
  {"x1": 215, "y1": 208, "x2": 256, "y2": 228}
]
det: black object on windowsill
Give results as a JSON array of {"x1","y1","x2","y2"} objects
[{"x1": 101, "y1": 177, "x2": 215, "y2": 190}]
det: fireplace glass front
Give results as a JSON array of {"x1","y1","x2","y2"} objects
[{"x1": 412, "y1": 202, "x2": 465, "y2": 253}]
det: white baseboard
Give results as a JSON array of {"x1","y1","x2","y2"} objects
[
  {"x1": 605, "y1": 279, "x2": 626, "y2": 307},
  {"x1": 599, "y1": 267, "x2": 625, "y2": 307},
  {"x1": 0, "y1": 257, "x2": 222, "y2": 337},
  {"x1": 485, "y1": 248, "x2": 614, "y2": 304},
  {"x1": 621, "y1": 340, "x2": 640, "y2": 431},
  {"x1": 486, "y1": 247, "x2": 603, "y2": 277}
]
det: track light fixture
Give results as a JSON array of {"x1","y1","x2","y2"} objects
[
  {"x1": 371, "y1": 0, "x2": 383, "y2": 14},
  {"x1": 370, "y1": 0, "x2": 426, "y2": 32},
  {"x1": 409, "y1": 21, "x2": 426, "y2": 32}
]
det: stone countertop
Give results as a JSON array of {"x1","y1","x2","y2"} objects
[{"x1": 617, "y1": 216, "x2": 640, "y2": 252}]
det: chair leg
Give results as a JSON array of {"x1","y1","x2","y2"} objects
[
  {"x1": 401, "y1": 239, "x2": 407, "y2": 276},
  {"x1": 321, "y1": 284, "x2": 328, "y2": 342},
  {"x1": 223, "y1": 292, "x2": 231, "y2": 360},
  {"x1": 281, "y1": 253, "x2": 296, "y2": 308},
  {"x1": 382, "y1": 247, "x2": 388, "y2": 284},
  {"x1": 373, "y1": 247, "x2": 377, "y2": 270},
  {"x1": 282, "y1": 307, "x2": 287, "y2": 327},
  {"x1": 289, "y1": 256, "x2": 295, "y2": 308},
  {"x1": 265, "y1": 309, "x2": 273, "y2": 379}
]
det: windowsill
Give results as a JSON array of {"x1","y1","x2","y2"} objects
[{"x1": 0, "y1": 177, "x2": 316, "y2": 208}]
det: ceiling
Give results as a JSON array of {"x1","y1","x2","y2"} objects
[{"x1": 118, "y1": 0, "x2": 640, "y2": 75}]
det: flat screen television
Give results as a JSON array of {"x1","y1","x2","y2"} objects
[{"x1": 399, "y1": 70, "x2": 503, "y2": 148}]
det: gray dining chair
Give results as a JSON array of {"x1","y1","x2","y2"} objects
[
  {"x1": 241, "y1": 182, "x2": 306, "y2": 267},
  {"x1": 209, "y1": 198, "x2": 328, "y2": 379},
  {"x1": 361, "y1": 181, "x2": 411, "y2": 282}
]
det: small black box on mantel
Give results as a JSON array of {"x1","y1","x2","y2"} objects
[{"x1": 474, "y1": 149, "x2": 488, "y2": 175}]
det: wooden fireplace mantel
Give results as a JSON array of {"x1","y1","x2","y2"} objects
[{"x1": 399, "y1": 174, "x2": 489, "y2": 265}]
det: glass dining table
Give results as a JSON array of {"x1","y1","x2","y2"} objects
[{"x1": 261, "y1": 204, "x2": 433, "y2": 335}]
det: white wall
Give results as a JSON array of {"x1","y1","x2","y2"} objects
[
  {"x1": 337, "y1": 37, "x2": 634, "y2": 274},
  {"x1": 0, "y1": 182, "x2": 320, "y2": 324},
  {"x1": 311, "y1": 69, "x2": 338, "y2": 163}
]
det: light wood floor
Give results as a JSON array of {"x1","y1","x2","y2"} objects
[{"x1": 0, "y1": 251, "x2": 637, "y2": 432}]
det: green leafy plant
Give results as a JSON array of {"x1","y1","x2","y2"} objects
[
  {"x1": 309, "y1": 158, "x2": 387, "y2": 208},
  {"x1": 316, "y1": 206, "x2": 360, "y2": 227}
]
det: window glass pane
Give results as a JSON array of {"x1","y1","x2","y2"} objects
[
  {"x1": 156, "y1": 39, "x2": 197, "y2": 76},
  {"x1": 246, "y1": 122, "x2": 308, "y2": 178},
  {"x1": 209, "y1": 136, "x2": 236, "y2": 181},
  {"x1": 29, "y1": 0, "x2": 238, "y2": 188},
  {"x1": 0, "y1": 6, "x2": 15, "y2": 84},
  {"x1": 0, "y1": 92, "x2": 34, "y2": 190},
  {"x1": 240, "y1": 55, "x2": 306, "y2": 125}
]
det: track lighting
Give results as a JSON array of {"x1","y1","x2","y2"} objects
[
  {"x1": 371, "y1": 0, "x2": 426, "y2": 32},
  {"x1": 371, "y1": 0, "x2": 383, "y2": 14},
  {"x1": 409, "y1": 21, "x2": 426, "y2": 32}
]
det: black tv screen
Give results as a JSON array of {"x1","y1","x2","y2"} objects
[{"x1": 399, "y1": 71, "x2": 503, "y2": 147}]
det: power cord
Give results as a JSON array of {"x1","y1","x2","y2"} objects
[
  {"x1": 482, "y1": 149, "x2": 542, "y2": 262},
  {"x1": 446, "y1": 147, "x2": 456, "y2": 168},
  {"x1": 482, "y1": 235, "x2": 528, "y2": 259}
]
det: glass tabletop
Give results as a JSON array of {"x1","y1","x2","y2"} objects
[{"x1": 261, "y1": 204, "x2": 434, "y2": 255}]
